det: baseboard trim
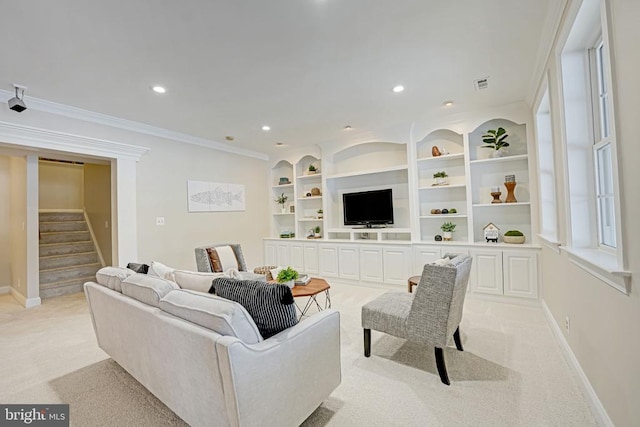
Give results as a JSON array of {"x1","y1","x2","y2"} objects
[
  {"x1": 0, "y1": 286, "x2": 10, "y2": 294},
  {"x1": 10, "y1": 288, "x2": 41, "y2": 308},
  {"x1": 541, "y1": 300, "x2": 613, "y2": 427}
]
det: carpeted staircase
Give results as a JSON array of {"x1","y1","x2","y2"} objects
[{"x1": 39, "y1": 212, "x2": 102, "y2": 298}]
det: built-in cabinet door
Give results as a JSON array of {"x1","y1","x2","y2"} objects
[
  {"x1": 276, "y1": 242, "x2": 290, "y2": 267},
  {"x1": 318, "y1": 244, "x2": 339, "y2": 278},
  {"x1": 412, "y1": 246, "x2": 441, "y2": 275},
  {"x1": 303, "y1": 243, "x2": 319, "y2": 275},
  {"x1": 264, "y1": 241, "x2": 278, "y2": 266},
  {"x1": 383, "y1": 246, "x2": 411, "y2": 285},
  {"x1": 503, "y1": 251, "x2": 538, "y2": 299},
  {"x1": 289, "y1": 242, "x2": 305, "y2": 272},
  {"x1": 469, "y1": 249, "x2": 503, "y2": 295},
  {"x1": 338, "y1": 245, "x2": 360, "y2": 280},
  {"x1": 360, "y1": 246, "x2": 384, "y2": 283}
]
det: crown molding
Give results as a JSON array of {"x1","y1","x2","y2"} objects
[
  {"x1": 526, "y1": 0, "x2": 568, "y2": 106},
  {"x1": 0, "y1": 90, "x2": 269, "y2": 161},
  {"x1": 0, "y1": 121, "x2": 150, "y2": 161}
]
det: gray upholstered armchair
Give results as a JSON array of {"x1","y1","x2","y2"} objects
[{"x1": 361, "y1": 254, "x2": 473, "y2": 385}]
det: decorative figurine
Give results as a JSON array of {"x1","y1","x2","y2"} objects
[
  {"x1": 483, "y1": 223, "x2": 500, "y2": 243},
  {"x1": 434, "y1": 234, "x2": 443, "y2": 241}
]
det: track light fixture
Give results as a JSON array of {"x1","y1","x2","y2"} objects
[{"x1": 8, "y1": 84, "x2": 27, "y2": 112}]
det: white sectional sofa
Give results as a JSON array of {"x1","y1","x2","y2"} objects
[{"x1": 84, "y1": 270, "x2": 341, "y2": 427}]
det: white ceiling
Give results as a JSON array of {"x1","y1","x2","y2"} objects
[{"x1": 0, "y1": 0, "x2": 557, "y2": 156}]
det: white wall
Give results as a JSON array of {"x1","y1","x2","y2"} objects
[
  {"x1": 39, "y1": 160, "x2": 84, "y2": 210},
  {"x1": 536, "y1": 1, "x2": 640, "y2": 425},
  {"x1": 0, "y1": 155, "x2": 11, "y2": 288}
]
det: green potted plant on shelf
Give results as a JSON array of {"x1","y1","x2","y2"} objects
[
  {"x1": 440, "y1": 221, "x2": 456, "y2": 241},
  {"x1": 314, "y1": 226, "x2": 321, "y2": 238},
  {"x1": 307, "y1": 164, "x2": 318, "y2": 175},
  {"x1": 433, "y1": 171, "x2": 448, "y2": 186},
  {"x1": 481, "y1": 127, "x2": 510, "y2": 158},
  {"x1": 276, "y1": 266, "x2": 299, "y2": 289},
  {"x1": 275, "y1": 193, "x2": 288, "y2": 213},
  {"x1": 503, "y1": 229, "x2": 525, "y2": 244}
]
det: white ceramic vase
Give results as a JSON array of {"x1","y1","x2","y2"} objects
[{"x1": 443, "y1": 231, "x2": 452, "y2": 241}]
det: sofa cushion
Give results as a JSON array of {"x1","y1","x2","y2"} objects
[
  {"x1": 121, "y1": 273, "x2": 179, "y2": 307},
  {"x1": 211, "y1": 278, "x2": 298, "y2": 339},
  {"x1": 160, "y1": 290, "x2": 262, "y2": 344},
  {"x1": 172, "y1": 270, "x2": 226, "y2": 293},
  {"x1": 95, "y1": 266, "x2": 134, "y2": 292},
  {"x1": 206, "y1": 246, "x2": 240, "y2": 273}
]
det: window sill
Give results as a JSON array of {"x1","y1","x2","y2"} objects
[
  {"x1": 560, "y1": 246, "x2": 631, "y2": 295},
  {"x1": 537, "y1": 234, "x2": 561, "y2": 254}
]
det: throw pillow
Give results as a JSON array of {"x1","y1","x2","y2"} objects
[
  {"x1": 210, "y1": 277, "x2": 298, "y2": 339},
  {"x1": 148, "y1": 260, "x2": 175, "y2": 279},
  {"x1": 206, "y1": 246, "x2": 240, "y2": 273},
  {"x1": 127, "y1": 262, "x2": 149, "y2": 274},
  {"x1": 173, "y1": 270, "x2": 226, "y2": 293},
  {"x1": 432, "y1": 257, "x2": 451, "y2": 266},
  {"x1": 95, "y1": 266, "x2": 134, "y2": 292}
]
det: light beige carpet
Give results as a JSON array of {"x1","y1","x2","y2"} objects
[{"x1": 0, "y1": 285, "x2": 597, "y2": 426}]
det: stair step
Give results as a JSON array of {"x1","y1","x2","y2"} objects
[
  {"x1": 39, "y1": 221, "x2": 88, "y2": 233},
  {"x1": 39, "y1": 212, "x2": 84, "y2": 222},
  {"x1": 40, "y1": 276, "x2": 94, "y2": 299},
  {"x1": 39, "y1": 263, "x2": 101, "y2": 285},
  {"x1": 39, "y1": 252, "x2": 98, "y2": 270},
  {"x1": 39, "y1": 242, "x2": 95, "y2": 257},
  {"x1": 39, "y1": 231, "x2": 91, "y2": 244}
]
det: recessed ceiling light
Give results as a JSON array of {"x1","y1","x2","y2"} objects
[
  {"x1": 225, "y1": 136, "x2": 235, "y2": 141},
  {"x1": 392, "y1": 85, "x2": 404, "y2": 93},
  {"x1": 151, "y1": 86, "x2": 166, "y2": 94},
  {"x1": 443, "y1": 100, "x2": 454, "y2": 107},
  {"x1": 275, "y1": 142, "x2": 284, "y2": 147},
  {"x1": 262, "y1": 125, "x2": 271, "y2": 131},
  {"x1": 343, "y1": 125, "x2": 352, "y2": 130}
]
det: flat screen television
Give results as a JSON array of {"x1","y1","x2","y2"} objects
[{"x1": 343, "y1": 189, "x2": 394, "y2": 227}]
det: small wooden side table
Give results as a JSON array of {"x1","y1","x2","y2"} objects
[{"x1": 408, "y1": 275, "x2": 420, "y2": 293}]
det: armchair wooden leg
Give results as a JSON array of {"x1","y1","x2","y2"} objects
[
  {"x1": 453, "y1": 327, "x2": 463, "y2": 351},
  {"x1": 364, "y1": 329, "x2": 371, "y2": 357},
  {"x1": 435, "y1": 347, "x2": 450, "y2": 385}
]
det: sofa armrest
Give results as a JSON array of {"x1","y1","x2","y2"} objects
[{"x1": 216, "y1": 309, "x2": 341, "y2": 427}]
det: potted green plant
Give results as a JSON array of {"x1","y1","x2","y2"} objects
[
  {"x1": 433, "y1": 171, "x2": 448, "y2": 186},
  {"x1": 440, "y1": 221, "x2": 456, "y2": 241},
  {"x1": 307, "y1": 164, "x2": 318, "y2": 175},
  {"x1": 481, "y1": 127, "x2": 510, "y2": 158},
  {"x1": 503, "y1": 230, "x2": 525, "y2": 244},
  {"x1": 276, "y1": 266, "x2": 299, "y2": 289},
  {"x1": 275, "y1": 193, "x2": 288, "y2": 213},
  {"x1": 317, "y1": 209, "x2": 323, "y2": 219},
  {"x1": 314, "y1": 226, "x2": 321, "y2": 238}
]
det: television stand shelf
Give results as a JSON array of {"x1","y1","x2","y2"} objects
[{"x1": 327, "y1": 228, "x2": 412, "y2": 242}]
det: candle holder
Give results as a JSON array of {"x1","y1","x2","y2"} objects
[
  {"x1": 504, "y1": 181, "x2": 517, "y2": 203},
  {"x1": 491, "y1": 191, "x2": 502, "y2": 204}
]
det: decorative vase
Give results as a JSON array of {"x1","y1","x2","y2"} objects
[
  {"x1": 443, "y1": 231, "x2": 452, "y2": 241},
  {"x1": 432, "y1": 146, "x2": 442, "y2": 157},
  {"x1": 504, "y1": 182, "x2": 517, "y2": 203},
  {"x1": 491, "y1": 150, "x2": 504, "y2": 158},
  {"x1": 435, "y1": 178, "x2": 448, "y2": 186},
  {"x1": 280, "y1": 206, "x2": 287, "y2": 214},
  {"x1": 280, "y1": 280, "x2": 295, "y2": 289},
  {"x1": 491, "y1": 191, "x2": 502, "y2": 204}
]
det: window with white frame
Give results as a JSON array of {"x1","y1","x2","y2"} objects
[
  {"x1": 558, "y1": 0, "x2": 627, "y2": 291},
  {"x1": 535, "y1": 84, "x2": 558, "y2": 242}
]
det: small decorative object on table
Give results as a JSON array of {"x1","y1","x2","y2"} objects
[
  {"x1": 306, "y1": 192, "x2": 312, "y2": 197},
  {"x1": 440, "y1": 222, "x2": 456, "y2": 241},
  {"x1": 504, "y1": 175, "x2": 517, "y2": 203},
  {"x1": 279, "y1": 177, "x2": 291, "y2": 185},
  {"x1": 491, "y1": 186, "x2": 502, "y2": 203},
  {"x1": 483, "y1": 222, "x2": 500, "y2": 243},
  {"x1": 503, "y1": 230, "x2": 525, "y2": 244},
  {"x1": 276, "y1": 266, "x2": 299, "y2": 289},
  {"x1": 433, "y1": 171, "x2": 448, "y2": 186},
  {"x1": 314, "y1": 226, "x2": 321, "y2": 238},
  {"x1": 434, "y1": 234, "x2": 443, "y2": 242},
  {"x1": 311, "y1": 187, "x2": 321, "y2": 196},
  {"x1": 481, "y1": 127, "x2": 509, "y2": 158},
  {"x1": 295, "y1": 273, "x2": 311, "y2": 285},
  {"x1": 290, "y1": 205, "x2": 295, "y2": 213},
  {"x1": 317, "y1": 209, "x2": 323, "y2": 219},
  {"x1": 432, "y1": 146, "x2": 442, "y2": 157}
]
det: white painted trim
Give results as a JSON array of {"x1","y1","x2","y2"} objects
[
  {"x1": 0, "y1": 90, "x2": 268, "y2": 161},
  {"x1": 541, "y1": 300, "x2": 614, "y2": 427},
  {"x1": 0, "y1": 121, "x2": 149, "y2": 161},
  {"x1": 10, "y1": 287, "x2": 41, "y2": 308},
  {"x1": 84, "y1": 209, "x2": 106, "y2": 267},
  {"x1": 561, "y1": 246, "x2": 631, "y2": 295},
  {"x1": 537, "y1": 234, "x2": 562, "y2": 254},
  {"x1": 39, "y1": 208, "x2": 83, "y2": 213},
  {"x1": 0, "y1": 286, "x2": 10, "y2": 294}
]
